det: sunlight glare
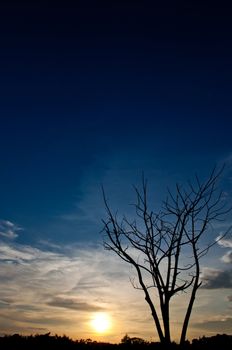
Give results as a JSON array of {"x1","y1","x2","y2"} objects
[{"x1": 90, "y1": 313, "x2": 111, "y2": 333}]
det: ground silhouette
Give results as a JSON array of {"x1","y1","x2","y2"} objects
[{"x1": 0, "y1": 333, "x2": 232, "y2": 350}]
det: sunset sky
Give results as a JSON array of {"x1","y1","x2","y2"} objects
[{"x1": 0, "y1": 0, "x2": 232, "y2": 343}]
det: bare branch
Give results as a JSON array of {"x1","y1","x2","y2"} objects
[{"x1": 102, "y1": 166, "x2": 231, "y2": 345}]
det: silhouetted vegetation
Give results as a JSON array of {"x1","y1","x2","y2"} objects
[{"x1": 0, "y1": 333, "x2": 232, "y2": 350}]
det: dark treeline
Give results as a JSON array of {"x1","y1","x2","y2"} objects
[{"x1": 0, "y1": 333, "x2": 232, "y2": 350}]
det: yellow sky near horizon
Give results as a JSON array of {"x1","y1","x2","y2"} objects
[{"x1": 0, "y1": 238, "x2": 232, "y2": 343}]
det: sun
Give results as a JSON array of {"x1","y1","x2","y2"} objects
[{"x1": 90, "y1": 313, "x2": 111, "y2": 333}]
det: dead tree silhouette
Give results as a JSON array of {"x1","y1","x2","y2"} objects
[{"x1": 102, "y1": 167, "x2": 231, "y2": 346}]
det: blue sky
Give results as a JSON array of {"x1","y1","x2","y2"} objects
[{"x1": 0, "y1": 0, "x2": 232, "y2": 342}]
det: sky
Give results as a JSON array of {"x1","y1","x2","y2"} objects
[{"x1": 0, "y1": 0, "x2": 232, "y2": 343}]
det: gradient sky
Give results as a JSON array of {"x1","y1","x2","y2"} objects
[{"x1": 0, "y1": 0, "x2": 232, "y2": 343}]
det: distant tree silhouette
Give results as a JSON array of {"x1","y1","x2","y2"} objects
[
  {"x1": 191, "y1": 334, "x2": 232, "y2": 349},
  {"x1": 121, "y1": 334, "x2": 148, "y2": 345},
  {"x1": 102, "y1": 167, "x2": 231, "y2": 346}
]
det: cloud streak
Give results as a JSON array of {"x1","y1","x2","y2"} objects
[
  {"x1": 0, "y1": 220, "x2": 22, "y2": 239},
  {"x1": 47, "y1": 297, "x2": 104, "y2": 312},
  {"x1": 216, "y1": 236, "x2": 232, "y2": 264},
  {"x1": 221, "y1": 251, "x2": 232, "y2": 264},
  {"x1": 201, "y1": 268, "x2": 232, "y2": 289},
  {"x1": 217, "y1": 236, "x2": 232, "y2": 249},
  {"x1": 192, "y1": 317, "x2": 232, "y2": 333}
]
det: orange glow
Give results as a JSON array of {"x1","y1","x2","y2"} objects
[{"x1": 90, "y1": 313, "x2": 111, "y2": 333}]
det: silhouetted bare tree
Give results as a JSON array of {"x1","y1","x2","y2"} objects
[{"x1": 102, "y1": 167, "x2": 231, "y2": 346}]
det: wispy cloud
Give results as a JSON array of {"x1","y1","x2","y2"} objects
[
  {"x1": 218, "y1": 237, "x2": 232, "y2": 263},
  {"x1": 192, "y1": 316, "x2": 232, "y2": 333},
  {"x1": 201, "y1": 268, "x2": 232, "y2": 289},
  {"x1": 221, "y1": 251, "x2": 232, "y2": 263},
  {"x1": 217, "y1": 236, "x2": 232, "y2": 248},
  {"x1": 47, "y1": 296, "x2": 104, "y2": 312},
  {"x1": 0, "y1": 220, "x2": 22, "y2": 239}
]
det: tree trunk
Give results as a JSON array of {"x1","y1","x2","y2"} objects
[
  {"x1": 180, "y1": 279, "x2": 199, "y2": 345},
  {"x1": 162, "y1": 302, "x2": 171, "y2": 345}
]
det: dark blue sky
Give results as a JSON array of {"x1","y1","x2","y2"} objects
[{"x1": 1, "y1": 1, "x2": 232, "y2": 244}]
